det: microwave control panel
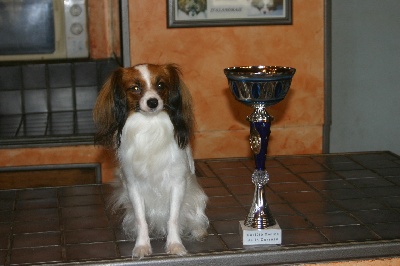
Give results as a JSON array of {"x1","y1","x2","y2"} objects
[{"x1": 64, "y1": 0, "x2": 89, "y2": 58}]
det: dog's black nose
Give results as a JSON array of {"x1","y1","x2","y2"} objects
[{"x1": 147, "y1": 98, "x2": 158, "y2": 109}]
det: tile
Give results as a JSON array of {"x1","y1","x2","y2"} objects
[
  {"x1": 15, "y1": 198, "x2": 58, "y2": 210},
  {"x1": 268, "y1": 181, "x2": 313, "y2": 193},
  {"x1": 212, "y1": 220, "x2": 241, "y2": 235},
  {"x1": 282, "y1": 228, "x2": 328, "y2": 245},
  {"x1": 17, "y1": 188, "x2": 57, "y2": 200},
  {"x1": 320, "y1": 188, "x2": 367, "y2": 200},
  {"x1": 348, "y1": 177, "x2": 394, "y2": 188},
  {"x1": 307, "y1": 212, "x2": 360, "y2": 227},
  {"x1": 337, "y1": 169, "x2": 380, "y2": 179},
  {"x1": 269, "y1": 203, "x2": 298, "y2": 216},
  {"x1": 324, "y1": 162, "x2": 365, "y2": 171},
  {"x1": 65, "y1": 242, "x2": 117, "y2": 261},
  {"x1": 0, "y1": 211, "x2": 12, "y2": 223},
  {"x1": 268, "y1": 173, "x2": 299, "y2": 183},
  {"x1": 183, "y1": 234, "x2": 227, "y2": 253},
  {"x1": 65, "y1": 228, "x2": 114, "y2": 244},
  {"x1": 195, "y1": 161, "x2": 216, "y2": 177},
  {"x1": 0, "y1": 198, "x2": 14, "y2": 210},
  {"x1": 60, "y1": 185, "x2": 101, "y2": 196},
  {"x1": 308, "y1": 179, "x2": 355, "y2": 190},
  {"x1": 0, "y1": 250, "x2": 6, "y2": 265},
  {"x1": 374, "y1": 167, "x2": 400, "y2": 177},
  {"x1": 197, "y1": 177, "x2": 223, "y2": 188},
  {"x1": 275, "y1": 215, "x2": 312, "y2": 230},
  {"x1": 61, "y1": 205, "x2": 106, "y2": 218},
  {"x1": 14, "y1": 208, "x2": 59, "y2": 222},
  {"x1": 276, "y1": 156, "x2": 316, "y2": 165},
  {"x1": 63, "y1": 215, "x2": 110, "y2": 230},
  {"x1": 227, "y1": 184, "x2": 254, "y2": 195},
  {"x1": 219, "y1": 233, "x2": 243, "y2": 250},
  {"x1": 291, "y1": 201, "x2": 342, "y2": 215},
  {"x1": 352, "y1": 209, "x2": 400, "y2": 224},
  {"x1": 207, "y1": 196, "x2": 241, "y2": 209},
  {"x1": 335, "y1": 198, "x2": 387, "y2": 211},
  {"x1": 361, "y1": 187, "x2": 400, "y2": 197},
  {"x1": 13, "y1": 232, "x2": 61, "y2": 248},
  {"x1": 13, "y1": 219, "x2": 60, "y2": 234},
  {"x1": 319, "y1": 225, "x2": 380, "y2": 243},
  {"x1": 298, "y1": 171, "x2": 343, "y2": 181},
  {"x1": 204, "y1": 187, "x2": 231, "y2": 197},
  {"x1": 285, "y1": 163, "x2": 327, "y2": 173},
  {"x1": 10, "y1": 246, "x2": 62, "y2": 265},
  {"x1": 213, "y1": 167, "x2": 252, "y2": 178},
  {"x1": 206, "y1": 207, "x2": 248, "y2": 222},
  {"x1": 0, "y1": 233, "x2": 9, "y2": 249},
  {"x1": 349, "y1": 153, "x2": 399, "y2": 162},
  {"x1": 59, "y1": 194, "x2": 103, "y2": 207},
  {"x1": 312, "y1": 155, "x2": 354, "y2": 164},
  {"x1": 370, "y1": 222, "x2": 400, "y2": 239},
  {"x1": 221, "y1": 176, "x2": 251, "y2": 186},
  {"x1": 386, "y1": 176, "x2": 400, "y2": 186},
  {"x1": 379, "y1": 196, "x2": 400, "y2": 208},
  {"x1": 279, "y1": 191, "x2": 325, "y2": 203}
]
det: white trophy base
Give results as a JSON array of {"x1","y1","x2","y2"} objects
[{"x1": 239, "y1": 220, "x2": 282, "y2": 245}]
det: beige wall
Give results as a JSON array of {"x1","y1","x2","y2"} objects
[{"x1": 128, "y1": 0, "x2": 324, "y2": 159}]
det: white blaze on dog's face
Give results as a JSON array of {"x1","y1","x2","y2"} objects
[{"x1": 135, "y1": 65, "x2": 165, "y2": 113}]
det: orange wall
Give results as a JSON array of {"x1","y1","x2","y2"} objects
[{"x1": 128, "y1": 0, "x2": 324, "y2": 159}]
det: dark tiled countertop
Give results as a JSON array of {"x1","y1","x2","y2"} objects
[{"x1": 1, "y1": 151, "x2": 400, "y2": 265}]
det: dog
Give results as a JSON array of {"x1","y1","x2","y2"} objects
[
  {"x1": 177, "y1": 0, "x2": 207, "y2": 18},
  {"x1": 248, "y1": 0, "x2": 281, "y2": 15},
  {"x1": 93, "y1": 63, "x2": 209, "y2": 258}
]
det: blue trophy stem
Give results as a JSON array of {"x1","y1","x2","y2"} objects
[
  {"x1": 252, "y1": 121, "x2": 271, "y2": 171},
  {"x1": 245, "y1": 104, "x2": 276, "y2": 229}
]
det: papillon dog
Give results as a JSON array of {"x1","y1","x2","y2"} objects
[
  {"x1": 93, "y1": 63, "x2": 209, "y2": 258},
  {"x1": 249, "y1": 0, "x2": 280, "y2": 15}
]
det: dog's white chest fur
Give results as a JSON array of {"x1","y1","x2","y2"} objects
[{"x1": 118, "y1": 111, "x2": 192, "y2": 184}]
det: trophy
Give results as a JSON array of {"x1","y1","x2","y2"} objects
[{"x1": 224, "y1": 66, "x2": 296, "y2": 245}]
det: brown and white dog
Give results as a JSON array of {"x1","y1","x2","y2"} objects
[{"x1": 93, "y1": 64, "x2": 208, "y2": 258}]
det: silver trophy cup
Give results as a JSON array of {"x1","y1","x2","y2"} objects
[{"x1": 224, "y1": 66, "x2": 296, "y2": 231}]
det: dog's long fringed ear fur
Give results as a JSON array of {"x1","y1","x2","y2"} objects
[
  {"x1": 93, "y1": 68, "x2": 128, "y2": 148},
  {"x1": 165, "y1": 64, "x2": 194, "y2": 149}
]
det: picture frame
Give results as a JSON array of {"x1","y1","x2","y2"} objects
[{"x1": 167, "y1": 0, "x2": 292, "y2": 28}]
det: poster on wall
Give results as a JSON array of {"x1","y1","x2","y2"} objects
[{"x1": 168, "y1": 0, "x2": 292, "y2": 28}]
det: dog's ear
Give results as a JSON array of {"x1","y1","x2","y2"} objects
[
  {"x1": 93, "y1": 68, "x2": 128, "y2": 148},
  {"x1": 165, "y1": 64, "x2": 194, "y2": 149}
]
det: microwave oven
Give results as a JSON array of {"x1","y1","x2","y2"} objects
[{"x1": 0, "y1": 0, "x2": 89, "y2": 61}]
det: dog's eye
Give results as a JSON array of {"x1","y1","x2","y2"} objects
[
  {"x1": 129, "y1": 85, "x2": 141, "y2": 93},
  {"x1": 157, "y1": 82, "x2": 166, "y2": 91}
]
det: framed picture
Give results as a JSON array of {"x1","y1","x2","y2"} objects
[{"x1": 167, "y1": 0, "x2": 292, "y2": 28}]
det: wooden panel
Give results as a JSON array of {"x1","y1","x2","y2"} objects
[{"x1": 0, "y1": 167, "x2": 97, "y2": 190}]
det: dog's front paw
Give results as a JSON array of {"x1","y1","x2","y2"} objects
[
  {"x1": 192, "y1": 228, "x2": 208, "y2": 242},
  {"x1": 132, "y1": 244, "x2": 152, "y2": 259},
  {"x1": 166, "y1": 242, "x2": 187, "y2": 256}
]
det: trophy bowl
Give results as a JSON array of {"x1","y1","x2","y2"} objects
[
  {"x1": 224, "y1": 65, "x2": 296, "y2": 245},
  {"x1": 224, "y1": 66, "x2": 296, "y2": 107}
]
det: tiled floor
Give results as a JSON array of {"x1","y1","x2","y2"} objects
[{"x1": 1, "y1": 151, "x2": 400, "y2": 265}]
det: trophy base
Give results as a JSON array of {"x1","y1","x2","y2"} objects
[{"x1": 239, "y1": 220, "x2": 282, "y2": 245}]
